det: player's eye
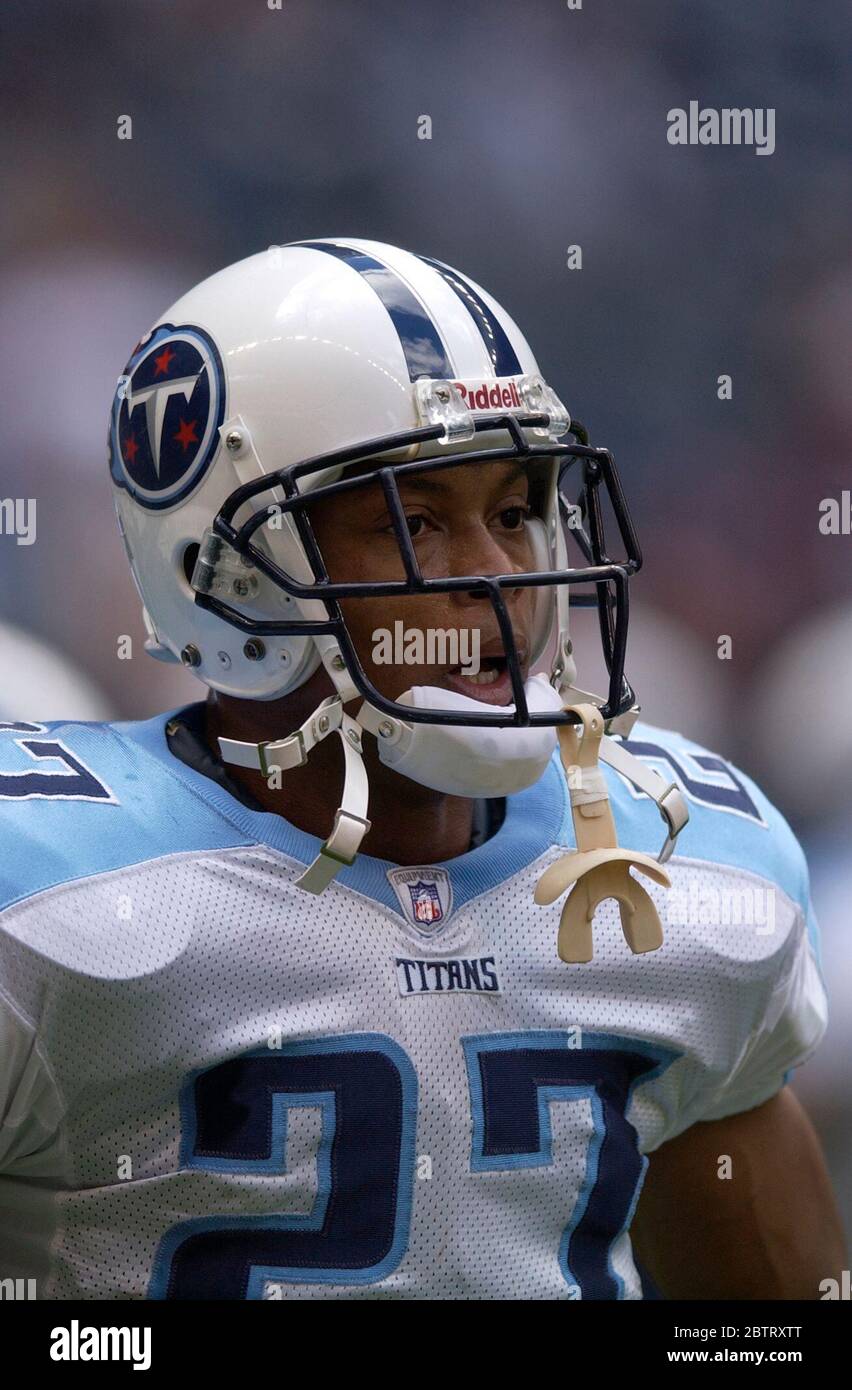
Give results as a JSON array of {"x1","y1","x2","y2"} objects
[
  {"x1": 379, "y1": 512, "x2": 431, "y2": 540},
  {"x1": 499, "y1": 505, "x2": 532, "y2": 531}
]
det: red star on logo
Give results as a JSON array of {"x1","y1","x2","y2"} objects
[
  {"x1": 153, "y1": 345, "x2": 177, "y2": 377},
  {"x1": 123, "y1": 433, "x2": 140, "y2": 465},
  {"x1": 174, "y1": 417, "x2": 199, "y2": 453}
]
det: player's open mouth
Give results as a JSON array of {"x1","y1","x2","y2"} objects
[{"x1": 442, "y1": 654, "x2": 525, "y2": 706}]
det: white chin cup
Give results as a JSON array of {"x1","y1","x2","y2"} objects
[{"x1": 362, "y1": 672, "x2": 565, "y2": 797}]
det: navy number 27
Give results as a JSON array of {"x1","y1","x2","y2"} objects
[{"x1": 150, "y1": 1030, "x2": 671, "y2": 1299}]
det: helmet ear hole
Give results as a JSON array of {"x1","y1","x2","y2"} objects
[{"x1": 182, "y1": 543, "x2": 200, "y2": 587}]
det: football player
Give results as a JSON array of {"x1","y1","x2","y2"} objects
[{"x1": 0, "y1": 240, "x2": 844, "y2": 1299}]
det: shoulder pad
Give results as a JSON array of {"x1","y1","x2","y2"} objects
[
  {"x1": 0, "y1": 713, "x2": 248, "y2": 913},
  {"x1": 553, "y1": 719, "x2": 813, "y2": 930}
]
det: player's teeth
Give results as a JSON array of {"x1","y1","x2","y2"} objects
[{"x1": 464, "y1": 667, "x2": 500, "y2": 685}]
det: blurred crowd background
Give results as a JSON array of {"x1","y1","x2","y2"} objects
[{"x1": 1, "y1": 1, "x2": 850, "y2": 1248}]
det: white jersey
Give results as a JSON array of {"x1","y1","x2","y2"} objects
[{"x1": 0, "y1": 706, "x2": 827, "y2": 1299}]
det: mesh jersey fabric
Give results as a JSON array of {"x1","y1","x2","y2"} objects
[{"x1": 0, "y1": 706, "x2": 827, "y2": 1299}]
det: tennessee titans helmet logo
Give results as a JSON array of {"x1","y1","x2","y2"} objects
[{"x1": 109, "y1": 323, "x2": 225, "y2": 510}]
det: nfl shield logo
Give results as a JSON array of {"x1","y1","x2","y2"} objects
[
  {"x1": 409, "y1": 880, "x2": 443, "y2": 924},
  {"x1": 387, "y1": 865, "x2": 453, "y2": 931}
]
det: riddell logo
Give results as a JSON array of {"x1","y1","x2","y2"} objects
[{"x1": 453, "y1": 379, "x2": 523, "y2": 410}]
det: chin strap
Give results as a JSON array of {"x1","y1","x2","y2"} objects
[
  {"x1": 534, "y1": 703, "x2": 688, "y2": 964},
  {"x1": 215, "y1": 687, "x2": 688, "y2": 914},
  {"x1": 217, "y1": 694, "x2": 371, "y2": 894},
  {"x1": 598, "y1": 734, "x2": 687, "y2": 866}
]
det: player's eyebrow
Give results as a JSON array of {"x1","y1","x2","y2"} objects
[{"x1": 394, "y1": 460, "x2": 528, "y2": 495}]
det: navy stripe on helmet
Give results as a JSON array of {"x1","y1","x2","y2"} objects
[
  {"x1": 416, "y1": 254, "x2": 522, "y2": 377},
  {"x1": 291, "y1": 241, "x2": 454, "y2": 382}
]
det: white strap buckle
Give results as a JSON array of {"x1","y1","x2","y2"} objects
[
  {"x1": 216, "y1": 699, "x2": 371, "y2": 894},
  {"x1": 294, "y1": 712, "x2": 371, "y2": 894},
  {"x1": 599, "y1": 735, "x2": 689, "y2": 864},
  {"x1": 218, "y1": 697, "x2": 343, "y2": 776},
  {"x1": 657, "y1": 784, "x2": 688, "y2": 865}
]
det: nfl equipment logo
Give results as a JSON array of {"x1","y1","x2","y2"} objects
[
  {"x1": 387, "y1": 865, "x2": 453, "y2": 931},
  {"x1": 409, "y1": 880, "x2": 443, "y2": 924}
]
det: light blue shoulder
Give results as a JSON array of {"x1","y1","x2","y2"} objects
[
  {"x1": 553, "y1": 718, "x2": 815, "y2": 938},
  {"x1": 0, "y1": 712, "x2": 250, "y2": 913}
]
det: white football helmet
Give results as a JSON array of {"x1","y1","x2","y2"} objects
[{"x1": 109, "y1": 238, "x2": 657, "y2": 889}]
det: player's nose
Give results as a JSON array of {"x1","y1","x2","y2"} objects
[{"x1": 447, "y1": 523, "x2": 529, "y2": 608}]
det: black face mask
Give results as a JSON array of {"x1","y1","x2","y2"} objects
[{"x1": 192, "y1": 412, "x2": 641, "y2": 734}]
